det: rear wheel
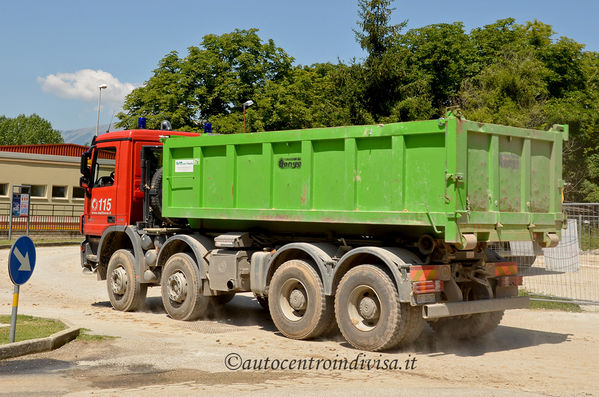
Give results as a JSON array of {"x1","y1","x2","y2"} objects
[
  {"x1": 268, "y1": 260, "x2": 334, "y2": 340},
  {"x1": 335, "y1": 265, "x2": 410, "y2": 351},
  {"x1": 106, "y1": 249, "x2": 147, "y2": 312},
  {"x1": 161, "y1": 253, "x2": 211, "y2": 321}
]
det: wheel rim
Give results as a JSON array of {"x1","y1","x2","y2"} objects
[
  {"x1": 347, "y1": 285, "x2": 381, "y2": 331},
  {"x1": 167, "y1": 271, "x2": 188, "y2": 303},
  {"x1": 279, "y1": 278, "x2": 308, "y2": 322},
  {"x1": 110, "y1": 266, "x2": 128, "y2": 295}
]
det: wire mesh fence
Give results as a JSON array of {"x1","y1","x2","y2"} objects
[
  {"x1": 1, "y1": 200, "x2": 598, "y2": 304},
  {"x1": 490, "y1": 203, "x2": 599, "y2": 305}
]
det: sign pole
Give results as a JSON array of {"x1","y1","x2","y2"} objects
[
  {"x1": 25, "y1": 186, "x2": 31, "y2": 236},
  {"x1": 9, "y1": 285, "x2": 19, "y2": 343},
  {"x1": 7, "y1": 236, "x2": 36, "y2": 344},
  {"x1": 8, "y1": 201, "x2": 12, "y2": 240}
]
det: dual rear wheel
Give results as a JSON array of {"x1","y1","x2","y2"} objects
[
  {"x1": 268, "y1": 260, "x2": 336, "y2": 340},
  {"x1": 268, "y1": 261, "x2": 424, "y2": 351},
  {"x1": 334, "y1": 265, "x2": 424, "y2": 351}
]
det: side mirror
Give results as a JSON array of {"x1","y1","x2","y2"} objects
[{"x1": 80, "y1": 150, "x2": 92, "y2": 187}]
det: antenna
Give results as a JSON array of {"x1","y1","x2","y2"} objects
[{"x1": 106, "y1": 110, "x2": 116, "y2": 133}]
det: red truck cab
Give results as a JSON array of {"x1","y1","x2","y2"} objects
[{"x1": 79, "y1": 129, "x2": 198, "y2": 271}]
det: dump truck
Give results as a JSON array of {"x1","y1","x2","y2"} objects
[{"x1": 79, "y1": 112, "x2": 567, "y2": 351}]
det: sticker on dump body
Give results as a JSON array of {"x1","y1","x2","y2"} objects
[{"x1": 175, "y1": 159, "x2": 195, "y2": 173}]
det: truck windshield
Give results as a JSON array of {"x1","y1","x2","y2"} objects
[{"x1": 92, "y1": 146, "x2": 117, "y2": 188}]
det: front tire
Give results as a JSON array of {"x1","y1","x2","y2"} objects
[
  {"x1": 268, "y1": 260, "x2": 334, "y2": 340},
  {"x1": 106, "y1": 249, "x2": 147, "y2": 312},
  {"x1": 335, "y1": 265, "x2": 410, "y2": 351},
  {"x1": 161, "y1": 253, "x2": 211, "y2": 321}
]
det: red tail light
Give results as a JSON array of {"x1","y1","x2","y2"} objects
[{"x1": 412, "y1": 280, "x2": 444, "y2": 294}]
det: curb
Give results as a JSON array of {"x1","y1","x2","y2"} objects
[{"x1": 0, "y1": 327, "x2": 80, "y2": 360}]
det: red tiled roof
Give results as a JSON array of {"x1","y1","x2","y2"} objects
[{"x1": 0, "y1": 144, "x2": 89, "y2": 157}]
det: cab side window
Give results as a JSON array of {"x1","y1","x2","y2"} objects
[{"x1": 93, "y1": 147, "x2": 117, "y2": 188}]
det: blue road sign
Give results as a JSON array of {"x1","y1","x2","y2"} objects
[{"x1": 8, "y1": 236, "x2": 36, "y2": 285}]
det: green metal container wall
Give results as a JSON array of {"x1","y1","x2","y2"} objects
[{"x1": 162, "y1": 115, "x2": 567, "y2": 244}]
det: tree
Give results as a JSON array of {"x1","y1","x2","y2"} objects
[
  {"x1": 254, "y1": 64, "x2": 352, "y2": 131},
  {"x1": 117, "y1": 29, "x2": 294, "y2": 131},
  {"x1": 352, "y1": 0, "x2": 407, "y2": 121},
  {"x1": 0, "y1": 114, "x2": 63, "y2": 145},
  {"x1": 459, "y1": 49, "x2": 549, "y2": 127},
  {"x1": 399, "y1": 22, "x2": 478, "y2": 111},
  {"x1": 355, "y1": 0, "x2": 406, "y2": 58},
  {"x1": 117, "y1": 9, "x2": 599, "y2": 202}
]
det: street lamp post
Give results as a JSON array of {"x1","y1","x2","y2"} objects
[
  {"x1": 242, "y1": 100, "x2": 254, "y2": 133},
  {"x1": 96, "y1": 84, "x2": 108, "y2": 136}
]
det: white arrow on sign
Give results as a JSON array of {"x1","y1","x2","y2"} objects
[{"x1": 13, "y1": 247, "x2": 31, "y2": 272}]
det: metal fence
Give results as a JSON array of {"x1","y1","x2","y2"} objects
[
  {"x1": 0, "y1": 202, "x2": 83, "y2": 236},
  {"x1": 491, "y1": 202, "x2": 599, "y2": 305}
]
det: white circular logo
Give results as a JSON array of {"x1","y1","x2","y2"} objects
[{"x1": 91, "y1": 198, "x2": 98, "y2": 211}]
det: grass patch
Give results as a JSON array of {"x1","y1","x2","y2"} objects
[
  {"x1": 77, "y1": 328, "x2": 117, "y2": 342},
  {"x1": 519, "y1": 290, "x2": 583, "y2": 312},
  {"x1": 0, "y1": 314, "x2": 66, "y2": 344}
]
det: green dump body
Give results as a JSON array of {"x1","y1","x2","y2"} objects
[{"x1": 162, "y1": 114, "x2": 567, "y2": 245}]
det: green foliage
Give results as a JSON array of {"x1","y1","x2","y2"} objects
[
  {"x1": 0, "y1": 114, "x2": 63, "y2": 145},
  {"x1": 354, "y1": 0, "x2": 406, "y2": 59},
  {"x1": 251, "y1": 64, "x2": 352, "y2": 131},
  {"x1": 460, "y1": 49, "x2": 549, "y2": 127},
  {"x1": 116, "y1": 3, "x2": 599, "y2": 202},
  {"x1": 117, "y1": 29, "x2": 293, "y2": 131},
  {"x1": 400, "y1": 22, "x2": 478, "y2": 110}
]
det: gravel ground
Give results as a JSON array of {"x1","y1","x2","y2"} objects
[{"x1": 0, "y1": 246, "x2": 598, "y2": 396}]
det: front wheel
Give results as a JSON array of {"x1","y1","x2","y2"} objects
[
  {"x1": 268, "y1": 260, "x2": 334, "y2": 340},
  {"x1": 335, "y1": 265, "x2": 410, "y2": 351},
  {"x1": 106, "y1": 249, "x2": 147, "y2": 312},
  {"x1": 161, "y1": 253, "x2": 211, "y2": 321}
]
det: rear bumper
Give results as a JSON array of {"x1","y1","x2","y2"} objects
[{"x1": 422, "y1": 296, "x2": 530, "y2": 319}]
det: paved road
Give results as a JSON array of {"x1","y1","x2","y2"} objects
[{"x1": 0, "y1": 246, "x2": 598, "y2": 396}]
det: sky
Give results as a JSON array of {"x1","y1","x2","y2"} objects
[{"x1": 1, "y1": 0, "x2": 598, "y2": 132}]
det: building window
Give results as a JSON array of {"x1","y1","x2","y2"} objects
[
  {"x1": 52, "y1": 186, "x2": 68, "y2": 199},
  {"x1": 0, "y1": 183, "x2": 7, "y2": 196},
  {"x1": 72, "y1": 187, "x2": 86, "y2": 199},
  {"x1": 30, "y1": 185, "x2": 46, "y2": 198}
]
